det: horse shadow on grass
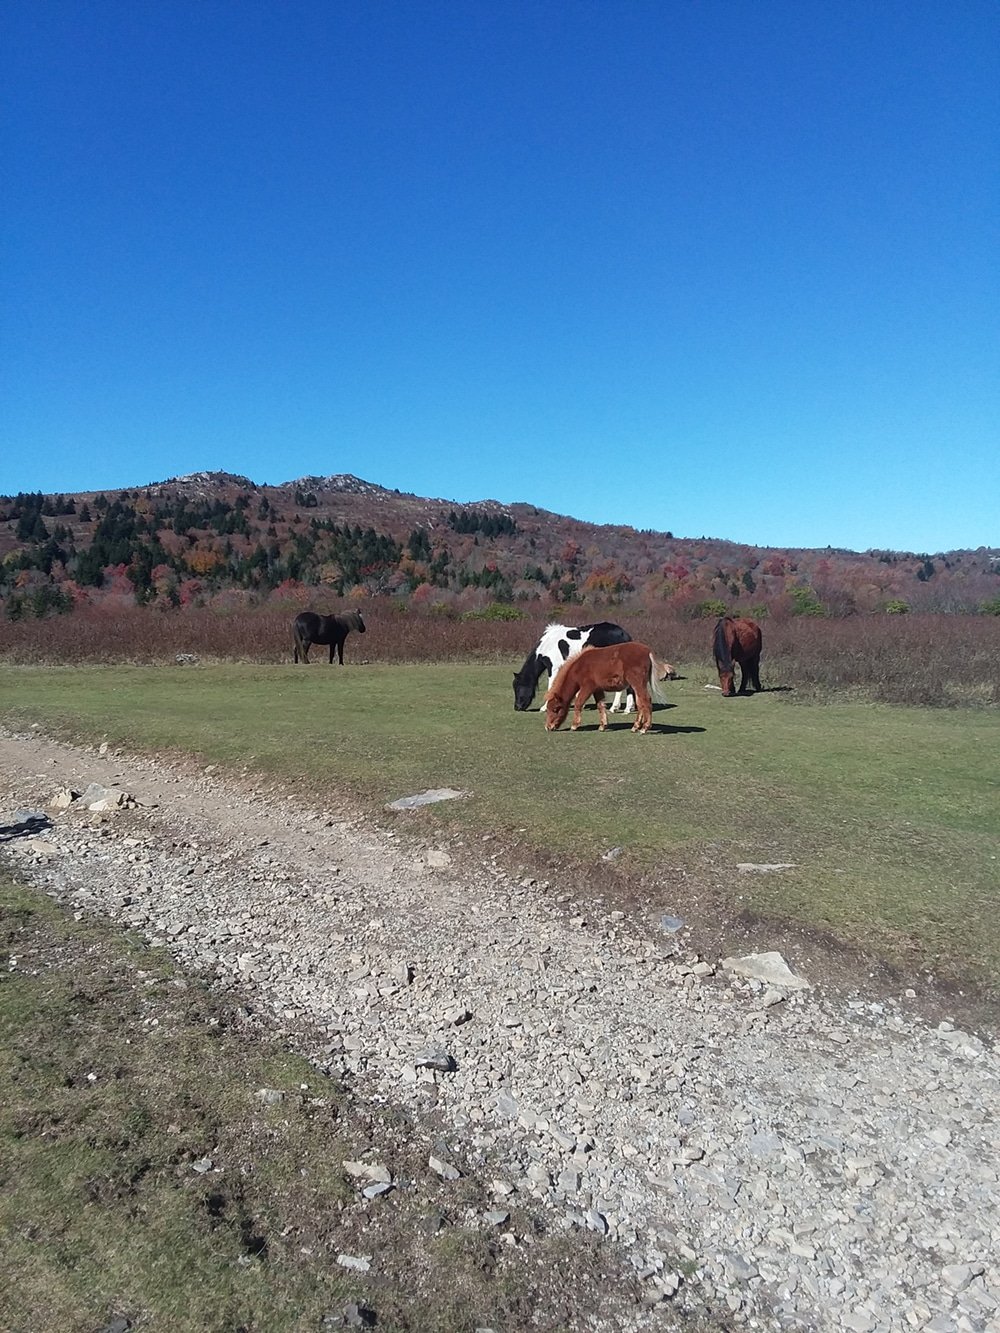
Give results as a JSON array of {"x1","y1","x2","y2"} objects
[
  {"x1": 708, "y1": 684, "x2": 795, "y2": 698},
  {"x1": 596, "y1": 721, "x2": 707, "y2": 735},
  {"x1": 578, "y1": 704, "x2": 705, "y2": 736}
]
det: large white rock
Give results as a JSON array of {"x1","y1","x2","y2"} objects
[{"x1": 720, "y1": 950, "x2": 810, "y2": 989}]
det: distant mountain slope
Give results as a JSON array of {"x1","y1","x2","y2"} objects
[{"x1": 2, "y1": 472, "x2": 998, "y2": 617}]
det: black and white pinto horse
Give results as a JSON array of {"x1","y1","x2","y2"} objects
[
  {"x1": 513, "y1": 622, "x2": 635, "y2": 713},
  {"x1": 292, "y1": 609, "x2": 366, "y2": 664}
]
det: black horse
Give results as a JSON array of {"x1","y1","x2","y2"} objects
[{"x1": 292, "y1": 609, "x2": 366, "y2": 664}]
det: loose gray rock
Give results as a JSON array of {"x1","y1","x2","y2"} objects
[
  {"x1": 428, "y1": 1154, "x2": 461, "y2": 1181},
  {"x1": 343, "y1": 1160, "x2": 392, "y2": 1184},
  {"x1": 736, "y1": 862, "x2": 796, "y2": 874},
  {"x1": 336, "y1": 1254, "x2": 372, "y2": 1272},
  {"x1": 386, "y1": 788, "x2": 465, "y2": 811},
  {"x1": 414, "y1": 1048, "x2": 456, "y2": 1072},
  {"x1": 362, "y1": 1181, "x2": 394, "y2": 1200},
  {"x1": 49, "y1": 787, "x2": 80, "y2": 810},
  {"x1": 720, "y1": 950, "x2": 810, "y2": 989}
]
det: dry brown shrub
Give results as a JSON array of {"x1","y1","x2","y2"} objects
[{"x1": 2, "y1": 603, "x2": 997, "y2": 706}]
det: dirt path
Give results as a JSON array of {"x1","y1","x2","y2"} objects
[{"x1": 2, "y1": 727, "x2": 998, "y2": 1333}]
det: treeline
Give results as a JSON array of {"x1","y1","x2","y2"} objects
[
  {"x1": 3, "y1": 486, "x2": 1000, "y2": 621},
  {"x1": 447, "y1": 508, "x2": 518, "y2": 537}
]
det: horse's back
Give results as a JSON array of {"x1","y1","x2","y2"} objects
[
  {"x1": 733, "y1": 617, "x2": 762, "y2": 657},
  {"x1": 580, "y1": 621, "x2": 632, "y2": 648},
  {"x1": 561, "y1": 639, "x2": 652, "y2": 688},
  {"x1": 294, "y1": 610, "x2": 322, "y2": 636},
  {"x1": 536, "y1": 621, "x2": 630, "y2": 666}
]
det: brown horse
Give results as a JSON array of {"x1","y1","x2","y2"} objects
[
  {"x1": 544, "y1": 642, "x2": 673, "y2": 733},
  {"x1": 713, "y1": 616, "x2": 762, "y2": 696}
]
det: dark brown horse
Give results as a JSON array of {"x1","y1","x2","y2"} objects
[
  {"x1": 292, "y1": 609, "x2": 366, "y2": 664},
  {"x1": 713, "y1": 617, "x2": 762, "y2": 696},
  {"x1": 544, "y1": 642, "x2": 673, "y2": 733}
]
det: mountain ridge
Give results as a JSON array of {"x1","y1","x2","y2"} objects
[{"x1": 2, "y1": 471, "x2": 998, "y2": 617}]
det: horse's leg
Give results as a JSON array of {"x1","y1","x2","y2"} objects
[
  {"x1": 632, "y1": 684, "x2": 652, "y2": 732},
  {"x1": 750, "y1": 655, "x2": 762, "y2": 692},
  {"x1": 538, "y1": 672, "x2": 550, "y2": 710},
  {"x1": 737, "y1": 654, "x2": 750, "y2": 695},
  {"x1": 571, "y1": 688, "x2": 591, "y2": 730},
  {"x1": 596, "y1": 694, "x2": 609, "y2": 730}
]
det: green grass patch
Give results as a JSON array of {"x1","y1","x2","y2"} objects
[{"x1": 3, "y1": 663, "x2": 999, "y2": 994}]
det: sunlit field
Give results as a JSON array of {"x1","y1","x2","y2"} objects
[{"x1": 3, "y1": 660, "x2": 998, "y2": 998}]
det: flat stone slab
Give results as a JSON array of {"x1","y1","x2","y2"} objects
[
  {"x1": 720, "y1": 950, "x2": 810, "y2": 989},
  {"x1": 736, "y1": 862, "x2": 796, "y2": 873},
  {"x1": 386, "y1": 788, "x2": 466, "y2": 811}
]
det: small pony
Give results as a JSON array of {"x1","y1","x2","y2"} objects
[
  {"x1": 544, "y1": 642, "x2": 672, "y2": 734},
  {"x1": 513, "y1": 621, "x2": 634, "y2": 712},
  {"x1": 292, "y1": 609, "x2": 366, "y2": 664},
  {"x1": 713, "y1": 616, "x2": 762, "y2": 696}
]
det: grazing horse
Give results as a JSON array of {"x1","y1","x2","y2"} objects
[
  {"x1": 545, "y1": 642, "x2": 672, "y2": 734},
  {"x1": 292, "y1": 609, "x2": 366, "y2": 664},
  {"x1": 513, "y1": 622, "x2": 635, "y2": 713},
  {"x1": 713, "y1": 616, "x2": 763, "y2": 696}
]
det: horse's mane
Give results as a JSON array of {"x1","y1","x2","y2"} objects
[
  {"x1": 546, "y1": 650, "x2": 583, "y2": 699},
  {"x1": 513, "y1": 646, "x2": 540, "y2": 684},
  {"x1": 713, "y1": 617, "x2": 733, "y2": 672}
]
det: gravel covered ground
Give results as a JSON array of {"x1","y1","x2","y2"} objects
[{"x1": 2, "y1": 728, "x2": 998, "y2": 1333}]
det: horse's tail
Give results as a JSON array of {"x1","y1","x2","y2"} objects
[
  {"x1": 713, "y1": 617, "x2": 733, "y2": 671},
  {"x1": 648, "y1": 654, "x2": 670, "y2": 705}
]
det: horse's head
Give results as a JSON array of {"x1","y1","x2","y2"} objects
[
  {"x1": 512, "y1": 670, "x2": 535, "y2": 711},
  {"x1": 719, "y1": 669, "x2": 736, "y2": 697},
  {"x1": 657, "y1": 661, "x2": 678, "y2": 681},
  {"x1": 353, "y1": 610, "x2": 367, "y2": 634},
  {"x1": 544, "y1": 689, "x2": 571, "y2": 731}
]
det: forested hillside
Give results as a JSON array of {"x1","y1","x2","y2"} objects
[{"x1": 2, "y1": 470, "x2": 998, "y2": 621}]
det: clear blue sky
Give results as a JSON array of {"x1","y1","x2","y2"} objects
[{"x1": 2, "y1": 1, "x2": 997, "y2": 553}]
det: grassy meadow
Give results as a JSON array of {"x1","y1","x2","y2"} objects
[{"x1": 2, "y1": 659, "x2": 998, "y2": 997}]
